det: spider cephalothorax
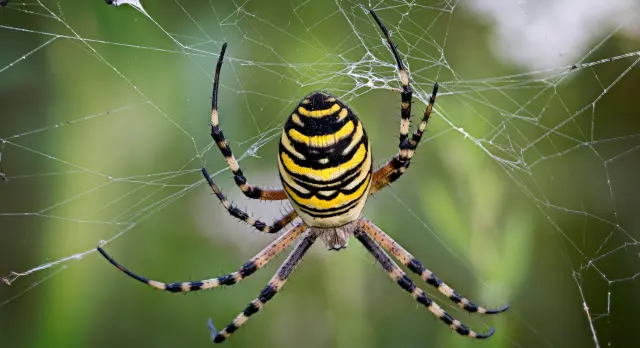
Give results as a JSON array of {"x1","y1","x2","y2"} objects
[{"x1": 97, "y1": 9, "x2": 508, "y2": 344}]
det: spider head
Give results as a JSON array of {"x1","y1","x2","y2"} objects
[{"x1": 301, "y1": 91, "x2": 339, "y2": 112}]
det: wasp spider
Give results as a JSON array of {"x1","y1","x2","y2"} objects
[{"x1": 97, "y1": 9, "x2": 509, "y2": 343}]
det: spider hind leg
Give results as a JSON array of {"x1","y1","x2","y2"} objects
[
  {"x1": 96, "y1": 223, "x2": 307, "y2": 294},
  {"x1": 354, "y1": 229, "x2": 498, "y2": 339},
  {"x1": 209, "y1": 233, "x2": 317, "y2": 343},
  {"x1": 358, "y1": 218, "x2": 509, "y2": 315}
]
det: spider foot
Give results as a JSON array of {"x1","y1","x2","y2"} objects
[
  {"x1": 208, "y1": 318, "x2": 225, "y2": 343},
  {"x1": 201, "y1": 168, "x2": 214, "y2": 186},
  {"x1": 474, "y1": 326, "x2": 496, "y2": 339},
  {"x1": 431, "y1": 82, "x2": 439, "y2": 97},
  {"x1": 484, "y1": 303, "x2": 510, "y2": 315}
]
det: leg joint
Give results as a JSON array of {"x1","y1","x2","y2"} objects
[
  {"x1": 239, "y1": 261, "x2": 258, "y2": 278},
  {"x1": 397, "y1": 274, "x2": 416, "y2": 293},
  {"x1": 407, "y1": 258, "x2": 424, "y2": 274},
  {"x1": 243, "y1": 302, "x2": 260, "y2": 317},
  {"x1": 259, "y1": 284, "x2": 277, "y2": 303},
  {"x1": 218, "y1": 274, "x2": 237, "y2": 286}
]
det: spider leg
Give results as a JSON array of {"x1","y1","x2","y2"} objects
[
  {"x1": 202, "y1": 168, "x2": 296, "y2": 234},
  {"x1": 369, "y1": 10, "x2": 413, "y2": 146},
  {"x1": 97, "y1": 222, "x2": 307, "y2": 293},
  {"x1": 209, "y1": 232, "x2": 317, "y2": 343},
  {"x1": 209, "y1": 43, "x2": 287, "y2": 201},
  {"x1": 370, "y1": 83, "x2": 438, "y2": 194},
  {"x1": 369, "y1": 10, "x2": 439, "y2": 194},
  {"x1": 354, "y1": 228, "x2": 496, "y2": 339},
  {"x1": 358, "y1": 218, "x2": 509, "y2": 314}
]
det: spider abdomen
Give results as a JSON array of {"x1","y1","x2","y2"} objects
[{"x1": 278, "y1": 92, "x2": 372, "y2": 228}]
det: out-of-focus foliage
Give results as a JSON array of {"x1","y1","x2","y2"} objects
[{"x1": 1, "y1": 1, "x2": 639, "y2": 347}]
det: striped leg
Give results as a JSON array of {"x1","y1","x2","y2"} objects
[
  {"x1": 358, "y1": 218, "x2": 509, "y2": 314},
  {"x1": 369, "y1": 10, "x2": 439, "y2": 195},
  {"x1": 210, "y1": 43, "x2": 287, "y2": 201},
  {"x1": 370, "y1": 10, "x2": 413, "y2": 148},
  {"x1": 370, "y1": 83, "x2": 438, "y2": 194},
  {"x1": 209, "y1": 233, "x2": 317, "y2": 343},
  {"x1": 354, "y1": 229, "x2": 497, "y2": 339},
  {"x1": 202, "y1": 168, "x2": 296, "y2": 234},
  {"x1": 96, "y1": 222, "x2": 307, "y2": 293}
]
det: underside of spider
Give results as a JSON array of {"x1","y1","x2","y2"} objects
[{"x1": 97, "y1": 9, "x2": 509, "y2": 344}]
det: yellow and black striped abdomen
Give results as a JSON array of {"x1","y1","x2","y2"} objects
[{"x1": 278, "y1": 92, "x2": 372, "y2": 227}]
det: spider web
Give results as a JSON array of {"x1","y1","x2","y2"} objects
[{"x1": 1, "y1": 0, "x2": 639, "y2": 347}]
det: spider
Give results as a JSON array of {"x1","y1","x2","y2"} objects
[{"x1": 97, "y1": 9, "x2": 509, "y2": 344}]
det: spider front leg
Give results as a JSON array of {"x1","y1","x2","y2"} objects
[
  {"x1": 202, "y1": 168, "x2": 296, "y2": 234},
  {"x1": 369, "y1": 10, "x2": 438, "y2": 194},
  {"x1": 209, "y1": 232, "x2": 317, "y2": 343},
  {"x1": 354, "y1": 228, "x2": 497, "y2": 339},
  {"x1": 209, "y1": 43, "x2": 287, "y2": 201},
  {"x1": 369, "y1": 10, "x2": 413, "y2": 145},
  {"x1": 97, "y1": 222, "x2": 307, "y2": 293},
  {"x1": 358, "y1": 218, "x2": 509, "y2": 314},
  {"x1": 370, "y1": 83, "x2": 438, "y2": 194}
]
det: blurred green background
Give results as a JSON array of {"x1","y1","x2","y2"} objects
[{"x1": 1, "y1": 1, "x2": 639, "y2": 347}]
